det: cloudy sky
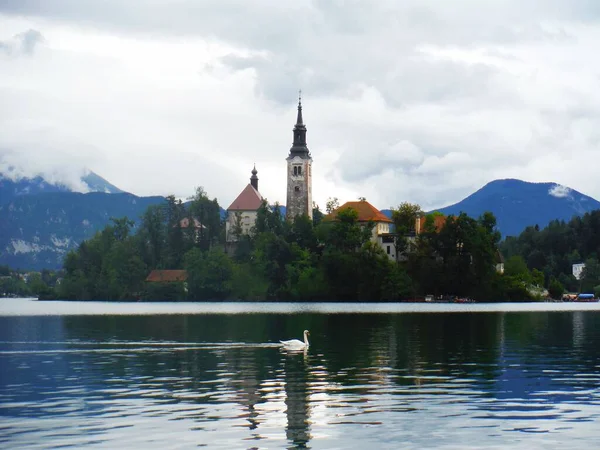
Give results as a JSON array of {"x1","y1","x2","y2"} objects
[{"x1": 1, "y1": 1, "x2": 600, "y2": 210}]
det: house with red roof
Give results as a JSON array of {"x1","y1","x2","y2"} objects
[
  {"x1": 225, "y1": 166, "x2": 263, "y2": 244},
  {"x1": 324, "y1": 199, "x2": 396, "y2": 260}
]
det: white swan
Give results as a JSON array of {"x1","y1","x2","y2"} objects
[{"x1": 280, "y1": 330, "x2": 310, "y2": 350}]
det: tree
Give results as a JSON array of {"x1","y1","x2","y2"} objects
[
  {"x1": 188, "y1": 186, "x2": 223, "y2": 249},
  {"x1": 581, "y1": 258, "x2": 600, "y2": 292},
  {"x1": 312, "y1": 203, "x2": 324, "y2": 226},
  {"x1": 531, "y1": 268, "x2": 545, "y2": 288},
  {"x1": 391, "y1": 202, "x2": 422, "y2": 235},
  {"x1": 184, "y1": 247, "x2": 233, "y2": 300},
  {"x1": 548, "y1": 278, "x2": 564, "y2": 299},
  {"x1": 138, "y1": 205, "x2": 166, "y2": 269},
  {"x1": 325, "y1": 197, "x2": 339, "y2": 214},
  {"x1": 504, "y1": 255, "x2": 531, "y2": 283}
]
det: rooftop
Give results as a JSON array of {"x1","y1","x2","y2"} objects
[
  {"x1": 325, "y1": 200, "x2": 392, "y2": 223},
  {"x1": 227, "y1": 184, "x2": 263, "y2": 211},
  {"x1": 145, "y1": 270, "x2": 188, "y2": 283}
]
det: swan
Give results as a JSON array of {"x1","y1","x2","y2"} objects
[{"x1": 280, "y1": 330, "x2": 310, "y2": 350}]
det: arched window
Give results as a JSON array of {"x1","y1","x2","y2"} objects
[
  {"x1": 294, "y1": 186, "x2": 300, "y2": 193},
  {"x1": 297, "y1": 166, "x2": 302, "y2": 176},
  {"x1": 293, "y1": 166, "x2": 297, "y2": 176}
]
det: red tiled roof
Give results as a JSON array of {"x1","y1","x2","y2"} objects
[
  {"x1": 325, "y1": 200, "x2": 392, "y2": 223},
  {"x1": 227, "y1": 184, "x2": 262, "y2": 211},
  {"x1": 145, "y1": 270, "x2": 188, "y2": 283},
  {"x1": 417, "y1": 215, "x2": 446, "y2": 233}
]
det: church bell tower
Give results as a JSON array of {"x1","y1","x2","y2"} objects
[{"x1": 286, "y1": 92, "x2": 313, "y2": 220}]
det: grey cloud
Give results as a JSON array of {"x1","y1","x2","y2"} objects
[
  {"x1": 0, "y1": 1, "x2": 590, "y2": 109},
  {"x1": 3, "y1": 0, "x2": 600, "y2": 209},
  {"x1": 336, "y1": 140, "x2": 425, "y2": 183},
  {"x1": 0, "y1": 29, "x2": 44, "y2": 56}
]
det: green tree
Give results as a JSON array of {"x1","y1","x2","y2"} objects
[
  {"x1": 504, "y1": 255, "x2": 531, "y2": 283},
  {"x1": 581, "y1": 258, "x2": 600, "y2": 292},
  {"x1": 391, "y1": 202, "x2": 422, "y2": 235},
  {"x1": 184, "y1": 247, "x2": 234, "y2": 300},
  {"x1": 548, "y1": 278, "x2": 564, "y2": 299},
  {"x1": 188, "y1": 186, "x2": 223, "y2": 249},
  {"x1": 531, "y1": 268, "x2": 545, "y2": 288},
  {"x1": 325, "y1": 197, "x2": 339, "y2": 214}
]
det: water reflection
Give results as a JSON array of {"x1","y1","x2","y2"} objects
[
  {"x1": 1, "y1": 310, "x2": 600, "y2": 448},
  {"x1": 282, "y1": 349, "x2": 311, "y2": 448}
]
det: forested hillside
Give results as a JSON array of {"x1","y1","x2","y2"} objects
[{"x1": 500, "y1": 210, "x2": 600, "y2": 295}]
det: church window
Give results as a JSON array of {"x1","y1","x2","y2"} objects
[
  {"x1": 295, "y1": 186, "x2": 300, "y2": 193},
  {"x1": 298, "y1": 166, "x2": 302, "y2": 175}
]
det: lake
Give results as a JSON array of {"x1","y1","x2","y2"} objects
[{"x1": 2, "y1": 298, "x2": 600, "y2": 449}]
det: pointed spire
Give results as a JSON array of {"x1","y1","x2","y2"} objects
[
  {"x1": 250, "y1": 164, "x2": 258, "y2": 191},
  {"x1": 296, "y1": 89, "x2": 304, "y2": 126},
  {"x1": 289, "y1": 90, "x2": 310, "y2": 158}
]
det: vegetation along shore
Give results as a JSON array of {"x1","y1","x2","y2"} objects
[{"x1": 3, "y1": 187, "x2": 599, "y2": 303}]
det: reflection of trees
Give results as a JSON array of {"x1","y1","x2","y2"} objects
[{"x1": 282, "y1": 350, "x2": 311, "y2": 449}]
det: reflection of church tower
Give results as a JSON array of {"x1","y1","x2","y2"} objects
[
  {"x1": 286, "y1": 92, "x2": 313, "y2": 221},
  {"x1": 283, "y1": 353, "x2": 311, "y2": 447}
]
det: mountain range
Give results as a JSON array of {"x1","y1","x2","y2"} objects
[
  {"x1": 0, "y1": 170, "x2": 123, "y2": 205},
  {"x1": 432, "y1": 179, "x2": 600, "y2": 237},
  {"x1": 1, "y1": 172, "x2": 599, "y2": 270},
  {"x1": 0, "y1": 171, "x2": 165, "y2": 270}
]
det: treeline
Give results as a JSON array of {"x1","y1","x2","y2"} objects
[
  {"x1": 0, "y1": 265, "x2": 60, "y2": 298},
  {"x1": 54, "y1": 186, "x2": 520, "y2": 301},
  {"x1": 500, "y1": 210, "x2": 600, "y2": 297}
]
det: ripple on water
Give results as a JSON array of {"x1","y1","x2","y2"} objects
[{"x1": 3, "y1": 309, "x2": 600, "y2": 448}]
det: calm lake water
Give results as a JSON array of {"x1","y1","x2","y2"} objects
[{"x1": 2, "y1": 299, "x2": 600, "y2": 449}]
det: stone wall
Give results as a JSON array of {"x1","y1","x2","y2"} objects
[{"x1": 286, "y1": 155, "x2": 313, "y2": 220}]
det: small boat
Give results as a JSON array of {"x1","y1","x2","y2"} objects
[{"x1": 574, "y1": 293, "x2": 598, "y2": 302}]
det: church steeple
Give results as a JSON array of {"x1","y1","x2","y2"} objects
[
  {"x1": 296, "y1": 90, "x2": 304, "y2": 126},
  {"x1": 250, "y1": 164, "x2": 258, "y2": 191},
  {"x1": 290, "y1": 90, "x2": 309, "y2": 158},
  {"x1": 286, "y1": 91, "x2": 313, "y2": 221}
]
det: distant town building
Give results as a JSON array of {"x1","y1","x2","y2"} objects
[
  {"x1": 178, "y1": 217, "x2": 205, "y2": 243},
  {"x1": 286, "y1": 93, "x2": 313, "y2": 221},
  {"x1": 415, "y1": 214, "x2": 447, "y2": 234},
  {"x1": 225, "y1": 166, "x2": 263, "y2": 245},
  {"x1": 325, "y1": 199, "x2": 394, "y2": 260},
  {"x1": 573, "y1": 263, "x2": 585, "y2": 280},
  {"x1": 495, "y1": 250, "x2": 505, "y2": 274},
  {"x1": 145, "y1": 270, "x2": 188, "y2": 283}
]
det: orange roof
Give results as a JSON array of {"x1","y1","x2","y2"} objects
[
  {"x1": 326, "y1": 200, "x2": 392, "y2": 223},
  {"x1": 227, "y1": 184, "x2": 262, "y2": 211},
  {"x1": 145, "y1": 270, "x2": 188, "y2": 283},
  {"x1": 417, "y1": 215, "x2": 446, "y2": 233}
]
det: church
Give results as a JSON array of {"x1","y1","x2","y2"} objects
[
  {"x1": 285, "y1": 94, "x2": 313, "y2": 221},
  {"x1": 225, "y1": 95, "x2": 313, "y2": 244}
]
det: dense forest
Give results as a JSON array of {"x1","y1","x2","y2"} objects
[
  {"x1": 35, "y1": 185, "x2": 557, "y2": 303},
  {"x1": 499, "y1": 210, "x2": 600, "y2": 298}
]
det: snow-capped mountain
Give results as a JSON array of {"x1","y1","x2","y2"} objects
[
  {"x1": 0, "y1": 170, "x2": 124, "y2": 204},
  {"x1": 433, "y1": 179, "x2": 600, "y2": 238}
]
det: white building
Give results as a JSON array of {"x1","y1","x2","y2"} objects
[
  {"x1": 225, "y1": 166, "x2": 263, "y2": 245},
  {"x1": 573, "y1": 263, "x2": 585, "y2": 280}
]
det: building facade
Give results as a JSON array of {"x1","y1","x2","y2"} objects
[
  {"x1": 225, "y1": 166, "x2": 263, "y2": 245},
  {"x1": 286, "y1": 95, "x2": 313, "y2": 221}
]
